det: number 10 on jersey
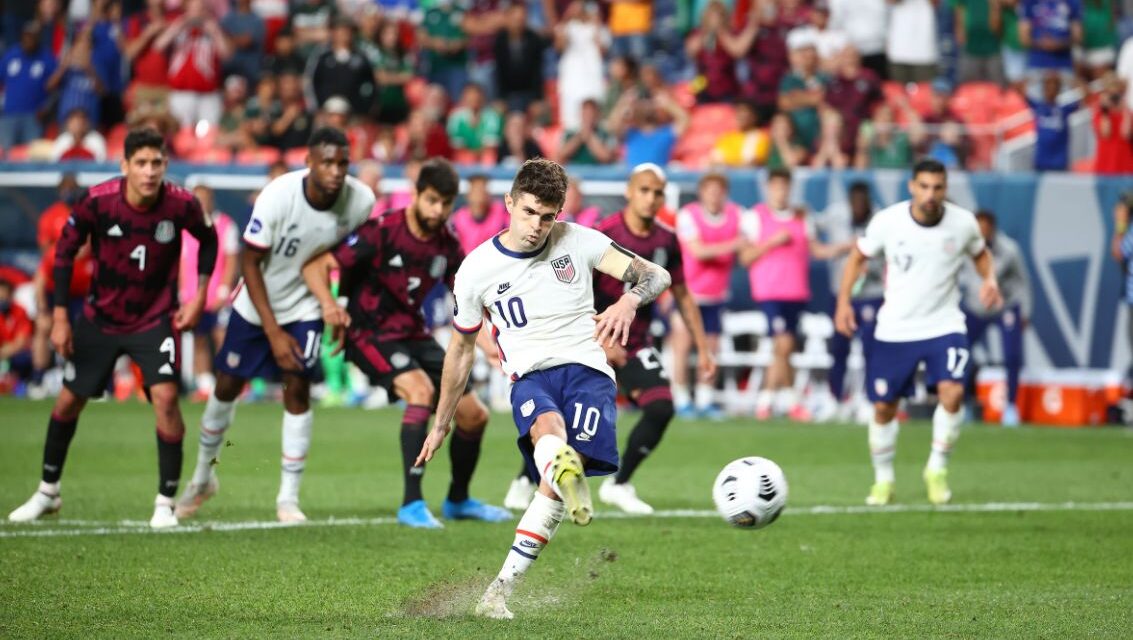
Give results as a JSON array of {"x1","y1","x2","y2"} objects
[{"x1": 493, "y1": 297, "x2": 528, "y2": 329}]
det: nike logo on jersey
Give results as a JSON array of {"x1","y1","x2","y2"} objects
[
  {"x1": 108, "y1": 224, "x2": 123, "y2": 237},
  {"x1": 389, "y1": 255, "x2": 404, "y2": 268},
  {"x1": 287, "y1": 223, "x2": 300, "y2": 232},
  {"x1": 497, "y1": 282, "x2": 511, "y2": 294}
]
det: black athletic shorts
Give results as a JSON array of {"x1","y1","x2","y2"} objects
[
  {"x1": 616, "y1": 346, "x2": 672, "y2": 404},
  {"x1": 347, "y1": 335, "x2": 472, "y2": 399},
  {"x1": 64, "y1": 316, "x2": 180, "y2": 398}
]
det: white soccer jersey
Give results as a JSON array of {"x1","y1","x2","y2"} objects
[
  {"x1": 858, "y1": 201, "x2": 985, "y2": 342},
  {"x1": 233, "y1": 170, "x2": 375, "y2": 326},
  {"x1": 452, "y1": 222, "x2": 617, "y2": 383}
]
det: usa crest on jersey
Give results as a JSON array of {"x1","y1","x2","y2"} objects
[{"x1": 551, "y1": 255, "x2": 576, "y2": 283}]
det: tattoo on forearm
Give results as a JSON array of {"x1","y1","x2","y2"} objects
[{"x1": 624, "y1": 257, "x2": 671, "y2": 306}]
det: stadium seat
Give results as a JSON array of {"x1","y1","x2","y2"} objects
[
  {"x1": 5, "y1": 145, "x2": 30, "y2": 161},
  {"x1": 536, "y1": 124, "x2": 562, "y2": 160},
  {"x1": 106, "y1": 124, "x2": 128, "y2": 160},
  {"x1": 188, "y1": 147, "x2": 233, "y2": 164},
  {"x1": 235, "y1": 147, "x2": 282, "y2": 165},
  {"x1": 951, "y1": 82, "x2": 1001, "y2": 125},
  {"x1": 173, "y1": 126, "x2": 199, "y2": 157},
  {"x1": 284, "y1": 147, "x2": 308, "y2": 167},
  {"x1": 718, "y1": 311, "x2": 773, "y2": 413},
  {"x1": 791, "y1": 313, "x2": 836, "y2": 398},
  {"x1": 996, "y1": 90, "x2": 1034, "y2": 140}
]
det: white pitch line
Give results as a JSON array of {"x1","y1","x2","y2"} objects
[{"x1": 2, "y1": 502, "x2": 1132, "y2": 539}]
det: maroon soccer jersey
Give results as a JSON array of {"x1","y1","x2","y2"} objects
[
  {"x1": 593, "y1": 213, "x2": 686, "y2": 353},
  {"x1": 54, "y1": 178, "x2": 214, "y2": 334},
  {"x1": 332, "y1": 208, "x2": 464, "y2": 342}
]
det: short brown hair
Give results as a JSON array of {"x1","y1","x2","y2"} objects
[
  {"x1": 510, "y1": 158, "x2": 569, "y2": 209},
  {"x1": 768, "y1": 168, "x2": 792, "y2": 183}
]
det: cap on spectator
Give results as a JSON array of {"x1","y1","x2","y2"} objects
[
  {"x1": 931, "y1": 77, "x2": 954, "y2": 95},
  {"x1": 786, "y1": 28, "x2": 818, "y2": 51},
  {"x1": 323, "y1": 96, "x2": 352, "y2": 115}
]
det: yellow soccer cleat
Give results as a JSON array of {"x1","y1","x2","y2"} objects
[
  {"x1": 552, "y1": 445, "x2": 592, "y2": 526},
  {"x1": 923, "y1": 468, "x2": 952, "y2": 505},
  {"x1": 865, "y1": 481, "x2": 894, "y2": 506}
]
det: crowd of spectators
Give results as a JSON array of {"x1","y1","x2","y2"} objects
[{"x1": 0, "y1": 0, "x2": 1132, "y2": 172}]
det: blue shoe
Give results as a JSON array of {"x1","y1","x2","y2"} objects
[
  {"x1": 1001, "y1": 403, "x2": 1021, "y2": 428},
  {"x1": 398, "y1": 499, "x2": 443, "y2": 529},
  {"x1": 699, "y1": 405, "x2": 726, "y2": 421},
  {"x1": 675, "y1": 403, "x2": 697, "y2": 419},
  {"x1": 442, "y1": 497, "x2": 513, "y2": 523}
]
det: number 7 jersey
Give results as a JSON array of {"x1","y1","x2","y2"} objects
[
  {"x1": 233, "y1": 170, "x2": 375, "y2": 326},
  {"x1": 452, "y1": 222, "x2": 617, "y2": 383}
]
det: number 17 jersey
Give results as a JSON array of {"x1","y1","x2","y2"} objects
[
  {"x1": 233, "y1": 170, "x2": 374, "y2": 326},
  {"x1": 452, "y1": 222, "x2": 617, "y2": 383}
]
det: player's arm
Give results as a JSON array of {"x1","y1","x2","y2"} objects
[
  {"x1": 593, "y1": 243, "x2": 672, "y2": 347},
  {"x1": 175, "y1": 202, "x2": 218, "y2": 331},
  {"x1": 834, "y1": 246, "x2": 869, "y2": 337},
  {"x1": 415, "y1": 328, "x2": 479, "y2": 466},
  {"x1": 670, "y1": 282, "x2": 717, "y2": 382},
  {"x1": 241, "y1": 244, "x2": 303, "y2": 371},
  {"x1": 736, "y1": 211, "x2": 790, "y2": 267},
  {"x1": 972, "y1": 247, "x2": 1003, "y2": 311},
  {"x1": 49, "y1": 192, "x2": 94, "y2": 358}
]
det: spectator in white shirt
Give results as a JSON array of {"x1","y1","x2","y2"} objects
[
  {"x1": 829, "y1": 0, "x2": 890, "y2": 79},
  {"x1": 50, "y1": 109, "x2": 107, "y2": 162},
  {"x1": 887, "y1": 0, "x2": 940, "y2": 82}
]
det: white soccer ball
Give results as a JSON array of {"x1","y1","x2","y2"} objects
[{"x1": 712, "y1": 457, "x2": 788, "y2": 529}]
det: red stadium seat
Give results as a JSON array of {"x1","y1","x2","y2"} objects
[
  {"x1": 5, "y1": 145, "x2": 30, "y2": 161},
  {"x1": 188, "y1": 147, "x2": 233, "y2": 164},
  {"x1": 106, "y1": 124, "x2": 128, "y2": 160},
  {"x1": 1072, "y1": 157, "x2": 1096, "y2": 173},
  {"x1": 537, "y1": 124, "x2": 562, "y2": 160},
  {"x1": 284, "y1": 147, "x2": 308, "y2": 166},
  {"x1": 173, "y1": 126, "x2": 199, "y2": 157},
  {"x1": 951, "y1": 82, "x2": 1001, "y2": 125},
  {"x1": 235, "y1": 147, "x2": 282, "y2": 165}
]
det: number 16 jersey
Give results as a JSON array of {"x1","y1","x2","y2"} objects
[
  {"x1": 452, "y1": 222, "x2": 617, "y2": 383},
  {"x1": 233, "y1": 170, "x2": 374, "y2": 326}
]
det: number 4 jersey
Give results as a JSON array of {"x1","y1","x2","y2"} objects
[
  {"x1": 452, "y1": 222, "x2": 618, "y2": 383},
  {"x1": 857, "y1": 201, "x2": 984, "y2": 343},
  {"x1": 234, "y1": 170, "x2": 374, "y2": 326}
]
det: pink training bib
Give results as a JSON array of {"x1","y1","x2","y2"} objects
[
  {"x1": 679, "y1": 201, "x2": 741, "y2": 303},
  {"x1": 748, "y1": 203, "x2": 810, "y2": 302},
  {"x1": 450, "y1": 200, "x2": 509, "y2": 255},
  {"x1": 180, "y1": 211, "x2": 234, "y2": 308}
]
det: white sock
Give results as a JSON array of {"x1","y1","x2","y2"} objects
[
  {"x1": 532, "y1": 433, "x2": 568, "y2": 499},
  {"x1": 694, "y1": 384, "x2": 715, "y2": 410},
  {"x1": 495, "y1": 492, "x2": 565, "y2": 583},
  {"x1": 673, "y1": 384, "x2": 691, "y2": 408},
  {"x1": 927, "y1": 405, "x2": 963, "y2": 471},
  {"x1": 38, "y1": 480, "x2": 60, "y2": 496},
  {"x1": 756, "y1": 389, "x2": 774, "y2": 413},
  {"x1": 868, "y1": 418, "x2": 899, "y2": 484},
  {"x1": 191, "y1": 394, "x2": 236, "y2": 486},
  {"x1": 277, "y1": 410, "x2": 313, "y2": 505},
  {"x1": 775, "y1": 387, "x2": 798, "y2": 413}
]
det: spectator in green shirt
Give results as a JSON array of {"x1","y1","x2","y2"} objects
[
  {"x1": 1079, "y1": 0, "x2": 1118, "y2": 79},
  {"x1": 854, "y1": 102, "x2": 924, "y2": 169},
  {"x1": 954, "y1": 0, "x2": 1005, "y2": 84},
  {"x1": 778, "y1": 29, "x2": 830, "y2": 152},
  {"x1": 418, "y1": 0, "x2": 469, "y2": 99},
  {"x1": 371, "y1": 19, "x2": 414, "y2": 125},
  {"x1": 559, "y1": 99, "x2": 618, "y2": 165},
  {"x1": 990, "y1": 0, "x2": 1028, "y2": 88},
  {"x1": 446, "y1": 82, "x2": 502, "y2": 163}
]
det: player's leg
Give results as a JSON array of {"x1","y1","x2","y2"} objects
[
  {"x1": 191, "y1": 314, "x2": 216, "y2": 401},
  {"x1": 999, "y1": 308, "x2": 1025, "y2": 427},
  {"x1": 668, "y1": 311, "x2": 695, "y2": 417},
  {"x1": 391, "y1": 368, "x2": 442, "y2": 528},
  {"x1": 442, "y1": 392, "x2": 512, "y2": 522},
  {"x1": 863, "y1": 338, "x2": 920, "y2": 506},
  {"x1": 923, "y1": 334, "x2": 970, "y2": 505},
  {"x1": 276, "y1": 371, "x2": 313, "y2": 522},
  {"x1": 694, "y1": 305, "x2": 724, "y2": 418},
  {"x1": 10, "y1": 316, "x2": 114, "y2": 522},
  {"x1": 148, "y1": 382, "x2": 185, "y2": 528},
  {"x1": 602, "y1": 349, "x2": 672, "y2": 514},
  {"x1": 827, "y1": 328, "x2": 851, "y2": 405}
]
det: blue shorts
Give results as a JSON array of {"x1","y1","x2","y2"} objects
[
  {"x1": 510, "y1": 364, "x2": 619, "y2": 479},
  {"x1": 698, "y1": 303, "x2": 724, "y2": 335},
  {"x1": 758, "y1": 300, "x2": 806, "y2": 336},
  {"x1": 214, "y1": 310, "x2": 324, "y2": 380},
  {"x1": 867, "y1": 333, "x2": 970, "y2": 403}
]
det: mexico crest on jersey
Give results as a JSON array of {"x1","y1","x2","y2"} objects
[
  {"x1": 430, "y1": 256, "x2": 447, "y2": 279},
  {"x1": 551, "y1": 255, "x2": 576, "y2": 283},
  {"x1": 154, "y1": 220, "x2": 176, "y2": 244}
]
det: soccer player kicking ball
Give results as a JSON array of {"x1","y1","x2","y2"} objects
[
  {"x1": 302, "y1": 158, "x2": 510, "y2": 529},
  {"x1": 177, "y1": 128, "x2": 375, "y2": 523},
  {"x1": 415, "y1": 159, "x2": 672, "y2": 619},
  {"x1": 9, "y1": 129, "x2": 218, "y2": 528},
  {"x1": 835, "y1": 160, "x2": 1002, "y2": 506},
  {"x1": 593, "y1": 163, "x2": 716, "y2": 514}
]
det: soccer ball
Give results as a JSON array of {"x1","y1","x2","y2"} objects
[{"x1": 712, "y1": 457, "x2": 788, "y2": 529}]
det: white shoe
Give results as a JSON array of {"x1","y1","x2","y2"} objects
[
  {"x1": 598, "y1": 478, "x2": 654, "y2": 515},
  {"x1": 475, "y1": 579, "x2": 514, "y2": 620},
  {"x1": 503, "y1": 476, "x2": 536, "y2": 511},
  {"x1": 8, "y1": 490, "x2": 62, "y2": 522},
  {"x1": 174, "y1": 472, "x2": 219, "y2": 519},
  {"x1": 150, "y1": 495, "x2": 179, "y2": 529},
  {"x1": 276, "y1": 501, "x2": 307, "y2": 523}
]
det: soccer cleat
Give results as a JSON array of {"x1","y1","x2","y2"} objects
[
  {"x1": 787, "y1": 404, "x2": 812, "y2": 422},
  {"x1": 442, "y1": 498, "x2": 513, "y2": 522},
  {"x1": 598, "y1": 478, "x2": 654, "y2": 515},
  {"x1": 755, "y1": 405, "x2": 773, "y2": 420},
  {"x1": 150, "y1": 496, "x2": 179, "y2": 529},
  {"x1": 865, "y1": 481, "x2": 894, "y2": 506},
  {"x1": 923, "y1": 468, "x2": 952, "y2": 505},
  {"x1": 551, "y1": 444, "x2": 592, "y2": 526},
  {"x1": 503, "y1": 476, "x2": 536, "y2": 511},
  {"x1": 1001, "y1": 403, "x2": 1021, "y2": 428},
  {"x1": 475, "y1": 579, "x2": 514, "y2": 620},
  {"x1": 8, "y1": 490, "x2": 62, "y2": 522},
  {"x1": 699, "y1": 405, "x2": 727, "y2": 421},
  {"x1": 276, "y1": 501, "x2": 308, "y2": 523},
  {"x1": 174, "y1": 472, "x2": 219, "y2": 519},
  {"x1": 675, "y1": 403, "x2": 698, "y2": 419},
  {"x1": 397, "y1": 499, "x2": 443, "y2": 529}
]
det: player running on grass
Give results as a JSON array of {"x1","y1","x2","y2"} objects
[
  {"x1": 8, "y1": 128, "x2": 218, "y2": 529},
  {"x1": 592, "y1": 163, "x2": 716, "y2": 515},
  {"x1": 302, "y1": 158, "x2": 510, "y2": 528},
  {"x1": 414, "y1": 158, "x2": 671, "y2": 619},
  {"x1": 177, "y1": 128, "x2": 374, "y2": 523},
  {"x1": 835, "y1": 159, "x2": 1002, "y2": 506}
]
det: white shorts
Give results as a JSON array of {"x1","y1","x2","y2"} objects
[{"x1": 168, "y1": 91, "x2": 223, "y2": 127}]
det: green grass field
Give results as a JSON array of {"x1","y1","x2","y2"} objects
[{"x1": 1, "y1": 397, "x2": 1132, "y2": 638}]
